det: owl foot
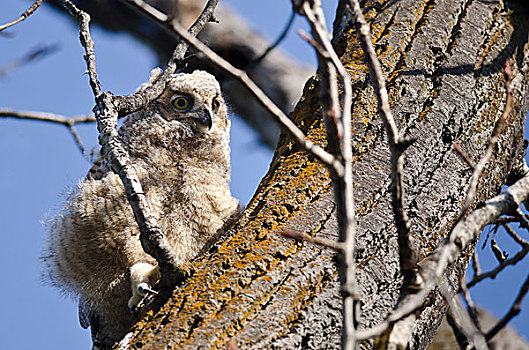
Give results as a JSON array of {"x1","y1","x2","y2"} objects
[{"x1": 128, "y1": 263, "x2": 161, "y2": 314}]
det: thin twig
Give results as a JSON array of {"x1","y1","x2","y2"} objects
[
  {"x1": 467, "y1": 242, "x2": 529, "y2": 288},
  {"x1": 485, "y1": 272, "x2": 529, "y2": 341},
  {"x1": 459, "y1": 61, "x2": 513, "y2": 219},
  {"x1": 249, "y1": 12, "x2": 296, "y2": 68},
  {"x1": 459, "y1": 274, "x2": 481, "y2": 331},
  {"x1": 300, "y1": 1, "x2": 359, "y2": 349},
  {"x1": 65, "y1": 123, "x2": 86, "y2": 154},
  {"x1": 124, "y1": 0, "x2": 220, "y2": 72},
  {"x1": 503, "y1": 223, "x2": 528, "y2": 247},
  {"x1": 0, "y1": 108, "x2": 95, "y2": 124},
  {"x1": 280, "y1": 230, "x2": 345, "y2": 251},
  {"x1": 0, "y1": 108, "x2": 94, "y2": 154},
  {"x1": 298, "y1": 30, "x2": 330, "y2": 59},
  {"x1": 60, "y1": 1, "x2": 101, "y2": 97},
  {"x1": 356, "y1": 173, "x2": 529, "y2": 340},
  {"x1": 0, "y1": 0, "x2": 45, "y2": 32},
  {"x1": 347, "y1": 0, "x2": 418, "y2": 293},
  {"x1": 453, "y1": 141, "x2": 474, "y2": 170},
  {"x1": 471, "y1": 249, "x2": 482, "y2": 276}
]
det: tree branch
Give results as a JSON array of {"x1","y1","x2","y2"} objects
[
  {"x1": 280, "y1": 230, "x2": 345, "y2": 251},
  {"x1": 467, "y1": 242, "x2": 529, "y2": 288},
  {"x1": 347, "y1": 0, "x2": 418, "y2": 293},
  {"x1": 357, "y1": 172, "x2": 529, "y2": 340},
  {"x1": 485, "y1": 271, "x2": 529, "y2": 341},
  {"x1": 299, "y1": 2, "x2": 359, "y2": 347},
  {"x1": 0, "y1": 108, "x2": 95, "y2": 154},
  {"x1": 249, "y1": 11, "x2": 296, "y2": 69},
  {"x1": 459, "y1": 62, "x2": 513, "y2": 219},
  {"x1": 0, "y1": 0, "x2": 44, "y2": 32}
]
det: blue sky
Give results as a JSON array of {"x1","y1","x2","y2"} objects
[{"x1": 0, "y1": 1, "x2": 527, "y2": 349}]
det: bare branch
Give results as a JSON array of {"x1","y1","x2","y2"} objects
[
  {"x1": 471, "y1": 250, "x2": 482, "y2": 276},
  {"x1": 467, "y1": 242, "x2": 529, "y2": 288},
  {"x1": 65, "y1": 123, "x2": 86, "y2": 154},
  {"x1": 0, "y1": 108, "x2": 95, "y2": 124},
  {"x1": 59, "y1": 0, "x2": 101, "y2": 97},
  {"x1": 485, "y1": 272, "x2": 529, "y2": 341},
  {"x1": 95, "y1": 92, "x2": 185, "y2": 288},
  {"x1": 0, "y1": 108, "x2": 95, "y2": 154},
  {"x1": 300, "y1": 2, "x2": 360, "y2": 349},
  {"x1": 0, "y1": 0, "x2": 44, "y2": 32},
  {"x1": 453, "y1": 141, "x2": 474, "y2": 170},
  {"x1": 346, "y1": 0, "x2": 418, "y2": 295},
  {"x1": 459, "y1": 275, "x2": 481, "y2": 332},
  {"x1": 250, "y1": 11, "x2": 296, "y2": 68},
  {"x1": 459, "y1": 61, "x2": 513, "y2": 218},
  {"x1": 280, "y1": 230, "x2": 345, "y2": 251},
  {"x1": 503, "y1": 223, "x2": 528, "y2": 247},
  {"x1": 357, "y1": 172, "x2": 529, "y2": 340},
  {"x1": 298, "y1": 29, "x2": 330, "y2": 59}
]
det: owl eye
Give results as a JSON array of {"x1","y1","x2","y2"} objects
[
  {"x1": 172, "y1": 95, "x2": 193, "y2": 111},
  {"x1": 212, "y1": 98, "x2": 220, "y2": 114}
]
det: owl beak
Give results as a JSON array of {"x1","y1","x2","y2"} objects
[{"x1": 195, "y1": 106, "x2": 213, "y2": 132}]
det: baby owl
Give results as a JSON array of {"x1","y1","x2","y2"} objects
[{"x1": 44, "y1": 70, "x2": 240, "y2": 349}]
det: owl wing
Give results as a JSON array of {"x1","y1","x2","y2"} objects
[{"x1": 78, "y1": 297, "x2": 92, "y2": 329}]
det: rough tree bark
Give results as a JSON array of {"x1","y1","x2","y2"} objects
[{"x1": 107, "y1": 1, "x2": 529, "y2": 349}]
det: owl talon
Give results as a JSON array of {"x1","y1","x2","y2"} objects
[
  {"x1": 137, "y1": 282, "x2": 158, "y2": 296},
  {"x1": 128, "y1": 263, "x2": 161, "y2": 313}
]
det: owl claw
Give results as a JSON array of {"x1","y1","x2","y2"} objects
[
  {"x1": 128, "y1": 263, "x2": 161, "y2": 313},
  {"x1": 137, "y1": 282, "x2": 158, "y2": 296}
]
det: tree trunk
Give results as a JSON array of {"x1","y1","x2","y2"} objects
[{"x1": 118, "y1": 0, "x2": 529, "y2": 349}]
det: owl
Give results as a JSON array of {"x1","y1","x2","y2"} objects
[{"x1": 44, "y1": 69, "x2": 240, "y2": 349}]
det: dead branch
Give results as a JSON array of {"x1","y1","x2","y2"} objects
[
  {"x1": 467, "y1": 242, "x2": 529, "y2": 288},
  {"x1": 0, "y1": 0, "x2": 45, "y2": 32},
  {"x1": 299, "y1": 2, "x2": 359, "y2": 347},
  {"x1": 485, "y1": 272, "x2": 529, "y2": 341},
  {"x1": 280, "y1": 230, "x2": 345, "y2": 251},
  {"x1": 357, "y1": 172, "x2": 529, "y2": 340},
  {"x1": 453, "y1": 141, "x2": 474, "y2": 170},
  {"x1": 0, "y1": 108, "x2": 94, "y2": 124},
  {"x1": 249, "y1": 11, "x2": 296, "y2": 68},
  {"x1": 0, "y1": 108, "x2": 94, "y2": 154},
  {"x1": 459, "y1": 62, "x2": 513, "y2": 219}
]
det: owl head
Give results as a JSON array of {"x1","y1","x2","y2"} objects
[{"x1": 146, "y1": 70, "x2": 230, "y2": 136}]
